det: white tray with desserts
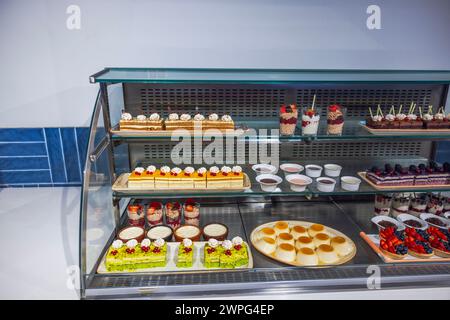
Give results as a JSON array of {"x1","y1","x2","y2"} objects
[
  {"x1": 112, "y1": 172, "x2": 251, "y2": 192},
  {"x1": 97, "y1": 240, "x2": 253, "y2": 274},
  {"x1": 250, "y1": 220, "x2": 357, "y2": 267}
]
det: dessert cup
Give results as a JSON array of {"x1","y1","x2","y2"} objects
[
  {"x1": 327, "y1": 105, "x2": 346, "y2": 135},
  {"x1": 127, "y1": 204, "x2": 145, "y2": 227},
  {"x1": 371, "y1": 215, "x2": 405, "y2": 232},
  {"x1": 324, "y1": 164, "x2": 342, "y2": 177},
  {"x1": 252, "y1": 164, "x2": 277, "y2": 176},
  {"x1": 305, "y1": 165, "x2": 323, "y2": 178},
  {"x1": 202, "y1": 223, "x2": 229, "y2": 241},
  {"x1": 118, "y1": 226, "x2": 145, "y2": 243},
  {"x1": 373, "y1": 194, "x2": 393, "y2": 216},
  {"x1": 396, "y1": 213, "x2": 428, "y2": 231},
  {"x1": 391, "y1": 195, "x2": 410, "y2": 218},
  {"x1": 419, "y1": 213, "x2": 450, "y2": 229},
  {"x1": 279, "y1": 163, "x2": 304, "y2": 177},
  {"x1": 183, "y1": 199, "x2": 200, "y2": 227},
  {"x1": 165, "y1": 201, "x2": 182, "y2": 230},
  {"x1": 316, "y1": 177, "x2": 337, "y2": 192},
  {"x1": 285, "y1": 174, "x2": 312, "y2": 192},
  {"x1": 340, "y1": 176, "x2": 361, "y2": 191},
  {"x1": 301, "y1": 107, "x2": 321, "y2": 136},
  {"x1": 279, "y1": 104, "x2": 298, "y2": 136},
  {"x1": 256, "y1": 174, "x2": 282, "y2": 192},
  {"x1": 174, "y1": 225, "x2": 202, "y2": 242},
  {"x1": 146, "y1": 225, "x2": 173, "y2": 242},
  {"x1": 146, "y1": 201, "x2": 163, "y2": 226}
]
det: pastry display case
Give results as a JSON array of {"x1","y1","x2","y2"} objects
[{"x1": 80, "y1": 68, "x2": 450, "y2": 299}]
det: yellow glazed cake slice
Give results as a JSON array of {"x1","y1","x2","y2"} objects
[
  {"x1": 193, "y1": 167, "x2": 207, "y2": 189},
  {"x1": 229, "y1": 165, "x2": 244, "y2": 188},
  {"x1": 155, "y1": 166, "x2": 171, "y2": 189},
  {"x1": 128, "y1": 167, "x2": 148, "y2": 189},
  {"x1": 207, "y1": 166, "x2": 230, "y2": 189}
]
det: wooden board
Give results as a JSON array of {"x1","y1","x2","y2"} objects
[
  {"x1": 112, "y1": 173, "x2": 251, "y2": 192},
  {"x1": 97, "y1": 241, "x2": 253, "y2": 274},
  {"x1": 250, "y1": 220, "x2": 357, "y2": 267},
  {"x1": 361, "y1": 124, "x2": 450, "y2": 135},
  {"x1": 360, "y1": 232, "x2": 450, "y2": 263},
  {"x1": 357, "y1": 171, "x2": 450, "y2": 191}
]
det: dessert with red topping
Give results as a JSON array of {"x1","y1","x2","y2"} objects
[
  {"x1": 177, "y1": 238, "x2": 194, "y2": 267},
  {"x1": 327, "y1": 104, "x2": 345, "y2": 135},
  {"x1": 204, "y1": 238, "x2": 222, "y2": 268},
  {"x1": 146, "y1": 201, "x2": 163, "y2": 226},
  {"x1": 183, "y1": 199, "x2": 200, "y2": 226},
  {"x1": 302, "y1": 107, "x2": 320, "y2": 135},
  {"x1": 379, "y1": 227, "x2": 408, "y2": 259},
  {"x1": 373, "y1": 194, "x2": 393, "y2": 216},
  {"x1": 279, "y1": 104, "x2": 298, "y2": 136},
  {"x1": 127, "y1": 203, "x2": 145, "y2": 226},
  {"x1": 165, "y1": 202, "x2": 182, "y2": 230}
]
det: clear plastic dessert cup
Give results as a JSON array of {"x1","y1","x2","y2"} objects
[
  {"x1": 146, "y1": 201, "x2": 163, "y2": 226},
  {"x1": 301, "y1": 106, "x2": 320, "y2": 136},
  {"x1": 183, "y1": 199, "x2": 200, "y2": 227},
  {"x1": 127, "y1": 204, "x2": 145, "y2": 227},
  {"x1": 327, "y1": 105, "x2": 346, "y2": 135},
  {"x1": 165, "y1": 201, "x2": 182, "y2": 230},
  {"x1": 279, "y1": 104, "x2": 298, "y2": 136}
]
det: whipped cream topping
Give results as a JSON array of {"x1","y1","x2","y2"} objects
[
  {"x1": 302, "y1": 114, "x2": 320, "y2": 121},
  {"x1": 184, "y1": 166, "x2": 195, "y2": 174},
  {"x1": 180, "y1": 114, "x2": 191, "y2": 121},
  {"x1": 149, "y1": 113, "x2": 160, "y2": 121},
  {"x1": 194, "y1": 114, "x2": 205, "y2": 121},
  {"x1": 121, "y1": 113, "x2": 132, "y2": 121},
  {"x1": 407, "y1": 114, "x2": 418, "y2": 120},
  {"x1": 136, "y1": 115, "x2": 147, "y2": 121},
  {"x1": 146, "y1": 165, "x2": 156, "y2": 173},
  {"x1": 160, "y1": 166, "x2": 171, "y2": 174},
  {"x1": 154, "y1": 238, "x2": 165, "y2": 247},
  {"x1": 222, "y1": 240, "x2": 233, "y2": 250},
  {"x1": 232, "y1": 236, "x2": 243, "y2": 246},
  {"x1": 423, "y1": 113, "x2": 434, "y2": 121},
  {"x1": 171, "y1": 167, "x2": 182, "y2": 175},
  {"x1": 209, "y1": 113, "x2": 219, "y2": 121},
  {"x1": 371, "y1": 115, "x2": 383, "y2": 122},
  {"x1": 209, "y1": 166, "x2": 220, "y2": 174},
  {"x1": 183, "y1": 238, "x2": 193, "y2": 247},
  {"x1": 112, "y1": 239, "x2": 123, "y2": 249},
  {"x1": 197, "y1": 167, "x2": 207, "y2": 175},
  {"x1": 141, "y1": 238, "x2": 151, "y2": 247},
  {"x1": 134, "y1": 167, "x2": 145, "y2": 174},
  {"x1": 221, "y1": 114, "x2": 232, "y2": 122},
  {"x1": 232, "y1": 165, "x2": 242, "y2": 173},
  {"x1": 221, "y1": 166, "x2": 232, "y2": 174},
  {"x1": 208, "y1": 238, "x2": 219, "y2": 248},
  {"x1": 126, "y1": 239, "x2": 138, "y2": 249},
  {"x1": 385, "y1": 114, "x2": 395, "y2": 121},
  {"x1": 396, "y1": 113, "x2": 407, "y2": 120},
  {"x1": 435, "y1": 113, "x2": 445, "y2": 120},
  {"x1": 168, "y1": 113, "x2": 179, "y2": 120}
]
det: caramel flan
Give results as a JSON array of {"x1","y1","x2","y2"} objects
[
  {"x1": 331, "y1": 236, "x2": 353, "y2": 256},
  {"x1": 256, "y1": 237, "x2": 277, "y2": 254},
  {"x1": 259, "y1": 227, "x2": 276, "y2": 240},
  {"x1": 276, "y1": 233, "x2": 295, "y2": 246},
  {"x1": 316, "y1": 244, "x2": 339, "y2": 264},
  {"x1": 296, "y1": 247, "x2": 319, "y2": 266},
  {"x1": 295, "y1": 236, "x2": 315, "y2": 250},
  {"x1": 275, "y1": 243, "x2": 296, "y2": 262},
  {"x1": 312, "y1": 233, "x2": 331, "y2": 248},
  {"x1": 308, "y1": 223, "x2": 326, "y2": 237},
  {"x1": 274, "y1": 221, "x2": 290, "y2": 235},
  {"x1": 290, "y1": 225, "x2": 309, "y2": 240}
]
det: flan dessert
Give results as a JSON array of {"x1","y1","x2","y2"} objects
[
  {"x1": 274, "y1": 221, "x2": 290, "y2": 235},
  {"x1": 313, "y1": 233, "x2": 331, "y2": 247},
  {"x1": 290, "y1": 225, "x2": 309, "y2": 240},
  {"x1": 256, "y1": 237, "x2": 277, "y2": 254},
  {"x1": 331, "y1": 236, "x2": 353, "y2": 256},
  {"x1": 275, "y1": 243, "x2": 296, "y2": 262},
  {"x1": 119, "y1": 112, "x2": 163, "y2": 131},
  {"x1": 258, "y1": 227, "x2": 276, "y2": 240},
  {"x1": 295, "y1": 236, "x2": 315, "y2": 250},
  {"x1": 177, "y1": 239, "x2": 194, "y2": 268},
  {"x1": 308, "y1": 224, "x2": 326, "y2": 237},
  {"x1": 316, "y1": 244, "x2": 339, "y2": 264},
  {"x1": 296, "y1": 247, "x2": 319, "y2": 266},
  {"x1": 276, "y1": 233, "x2": 295, "y2": 246}
]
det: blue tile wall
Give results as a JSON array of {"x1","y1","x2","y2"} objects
[{"x1": 0, "y1": 128, "x2": 89, "y2": 187}]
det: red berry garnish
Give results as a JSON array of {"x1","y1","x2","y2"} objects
[
  {"x1": 152, "y1": 247, "x2": 161, "y2": 253},
  {"x1": 111, "y1": 250, "x2": 118, "y2": 256},
  {"x1": 183, "y1": 247, "x2": 192, "y2": 253},
  {"x1": 234, "y1": 245, "x2": 242, "y2": 251},
  {"x1": 141, "y1": 246, "x2": 149, "y2": 252},
  {"x1": 225, "y1": 250, "x2": 232, "y2": 256},
  {"x1": 126, "y1": 248, "x2": 135, "y2": 254},
  {"x1": 207, "y1": 248, "x2": 216, "y2": 254}
]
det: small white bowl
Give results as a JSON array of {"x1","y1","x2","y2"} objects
[
  {"x1": 324, "y1": 164, "x2": 342, "y2": 177},
  {"x1": 396, "y1": 213, "x2": 429, "y2": 230},
  {"x1": 305, "y1": 165, "x2": 323, "y2": 178},
  {"x1": 419, "y1": 213, "x2": 450, "y2": 229},
  {"x1": 252, "y1": 164, "x2": 277, "y2": 176},
  {"x1": 371, "y1": 215, "x2": 405, "y2": 232},
  {"x1": 285, "y1": 174, "x2": 312, "y2": 192},
  {"x1": 316, "y1": 177, "x2": 336, "y2": 192},
  {"x1": 280, "y1": 163, "x2": 304, "y2": 177},
  {"x1": 444, "y1": 211, "x2": 450, "y2": 219},
  {"x1": 256, "y1": 174, "x2": 282, "y2": 192},
  {"x1": 341, "y1": 176, "x2": 362, "y2": 191}
]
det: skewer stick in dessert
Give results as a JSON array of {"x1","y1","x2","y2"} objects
[{"x1": 302, "y1": 94, "x2": 320, "y2": 135}]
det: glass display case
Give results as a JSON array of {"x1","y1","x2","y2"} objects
[{"x1": 80, "y1": 68, "x2": 450, "y2": 299}]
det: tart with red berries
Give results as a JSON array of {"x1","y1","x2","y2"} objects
[
  {"x1": 379, "y1": 227, "x2": 408, "y2": 260},
  {"x1": 404, "y1": 228, "x2": 434, "y2": 258}
]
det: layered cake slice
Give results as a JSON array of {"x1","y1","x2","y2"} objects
[
  {"x1": 204, "y1": 238, "x2": 222, "y2": 268},
  {"x1": 219, "y1": 240, "x2": 236, "y2": 268},
  {"x1": 164, "y1": 113, "x2": 195, "y2": 131},
  {"x1": 229, "y1": 166, "x2": 244, "y2": 188},
  {"x1": 128, "y1": 167, "x2": 154, "y2": 189},
  {"x1": 206, "y1": 166, "x2": 230, "y2": 189},
  {"x1": 119, "y1": 113, "x2": 163, "y2": 131},
  {"x1": 155, "y1": 166, "x2": 171, "y2": 189},
  {"x1": 193, "y1": 167, "x2": 207, "y2": 189},
  {"x1": 168, "y1": 167, "x2": 194, "y2": 189},
  {"x1": 177, "y1": 239, "x2": 194, "y2": 268},
  {"x1": 202, "y1": 114, "x2": 235, "y2": 131},
  {"x1": 413, "y1": 164, "x2": 429, "y2": 185},
  {"x1": 427, "y1": 162, "x2": 448, "y2": 185},
  {"x1": 230, "y1": 236, "x2": 249, "y2": 267}
]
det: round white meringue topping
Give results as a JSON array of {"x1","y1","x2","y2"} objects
[
  {"x1": 209, "y1": 113, "x2": 219, "y2": 121},
  {"x1": 222, "y1": 240, "x2": 233, "y2": 250},
  {"x1": 194, "y1": 114, "x2": 205, "y2": 121},
  {"x1": 168, "y1": 113, "x2": 179, "y2": 121},
  {"x1": 208, "y1": 238, "x2": 219, "y2": 248},
  {"x1": 149, "y1": 113, "x2": 160, "y2": 121},
  {"x1": 171, "y1": 167, "x2": 182, "y2": 174},
  {"x1": 221, "y1": 114, "x2": 232, "y2": 122},
  {"x1": 423, "y1": 113, "x2": 434, "y2": 121},
  {"x1": 112, "y1": 239, "x2": 123, "y2": 249},
  {"x1": 141, "y1": 238, "x2": 151, "y2": 247},
  {"x1": 184, "y1": 167, "x2": 195, "y2": 174},
  {"x1": 180, "y1": 114, "x2": 192, "y2": 121},
  {"x1": 146, "y1": 165, "x2": 156, "y2": 173},
  {"x1": 232, "y1": 236, "x2": 243, "y2": 246},
  {"x1": 435, "y1": 113, "x2": 445, "y2": 120},
  {"x1": 232, "y1": 166, "x2": 242, "y2": 173},
  {"x1": 197, "y1": 167, "x2": 207, "y2": 175},
  {"x1": 407, "y1": 114, "x2": 417, "y2": 120},
  {"x1": 134, "y1": 167, "x2": 145, "y2": 174},
  {"x1": 154, "y1": 238, "x2": 165, "y2": 247},
  {"x1": 136, "y1": 115, "x2": 147, "y2": 121},
  {"x1": 183, "y1": 238, "x2": 193, "y2": 247},
  {"x1": 160, "y1": 166, "x2": 171, "y2": 173},
  {"x1": 396, "y1": 113, "x2": 407, "y2": 120},
  {"x1": 372, "y1": 115, "x2": 383, "y2": 122},
  {"x1": 121, "y1": 113, "x2": 132, "y2": 121},
  {"x1": 126, "y1": 239, "x2": 138, "y2": 249},
  {"x1": 221, "y1": 166, "x2": 232, "y2": 174},
  {"x1": 210, "y1": 166, "x2": 220, "y2": 174},
  {"x1": 385, "y1": 114, "x2": 395, "y2": 121}
]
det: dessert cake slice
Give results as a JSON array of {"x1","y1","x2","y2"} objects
[
  {"x1": 204, "y1": 239, "x2": 222, "y2": 268},
  {"x1": 119, "y1": 113, "x2": 163, "y2": 131},
  {"x1": 206, "y1": 166, "x2": 230, "y2": 189},
  {"x1": 229, "y1": 166, "x2": 244, "y2": 188},
  {"x1": 164, "y1": 113, "x2": 195, "y2": 131},
  {"x1": 128, "y1": 167, "x2": 154, "y2": 189},
  {"x1": 193, "y1": 167, "x2": 207, "y2": 189},
  {"x1": 155, "y1": 166, "x2": 171, "y2": 189},
  {"x1": 177, "y1": 239, "x2": 194, "y2": 268},
  {"x1": 202, "y1": 114, "x2": 235, "y2": 131}
]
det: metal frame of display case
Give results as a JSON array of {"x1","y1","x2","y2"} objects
[{"x1": 80, "y1": 68, "x2": 450, "y2": 299}]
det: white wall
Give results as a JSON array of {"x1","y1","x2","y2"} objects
[{"x1": 1, "y1": 0, "x2": 450, "y2": 128}]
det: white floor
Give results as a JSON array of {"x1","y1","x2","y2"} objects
[{"x1": 0, "y1": 187, "x2": 80, "y2": 300}]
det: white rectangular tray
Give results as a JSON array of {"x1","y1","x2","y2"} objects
[{"x1": 97, "y1": 241, "x2": 253, "y2": 274}]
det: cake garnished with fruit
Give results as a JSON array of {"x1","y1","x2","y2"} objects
[{"x1": 177, "y1": 238, "x2": 194, "y2": 267}]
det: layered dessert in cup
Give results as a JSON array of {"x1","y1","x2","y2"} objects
[
  {"x1": 146, "y1": 201, "x2": 163, "y2": 226},
  {"x1": 302, "y1": 106, "x2": 320, "y2": 135},
  {"x1": 426, "y1": 194, "x2": 444, "y2": 215},
  {"x1": 127, "y1": 203, "x2": 145, "y2": 226},
  {"x1": 165, "y1": 201, "x2": 182, "y2": 230},
  {"x1": 408, "y1": 194, "x2": 427, "y2": 217},
  {"x1": 279, "y1": 104, "x2": 298, "y2": 136},
  {"x1": 183, "y1": 199, "x2": 200, "y2": 226},
  {"x1": 391, "y1": 194, "x2": 410, "y2": 218},
  {"x1": 373, "y1": 194, "x2": 393, "y2": 216},
  {"x1": 327, "y1": 104, "x2": 345, "y2": 135}
]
